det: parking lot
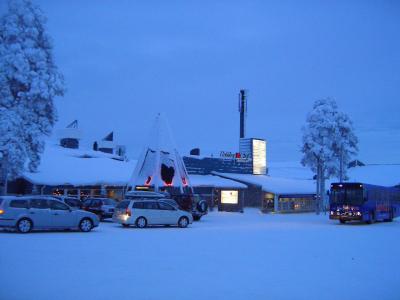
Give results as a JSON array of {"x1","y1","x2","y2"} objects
[{"x1": 1, "y1": 209, "x2": 399, "y2": 300}]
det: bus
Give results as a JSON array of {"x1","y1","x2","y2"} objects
[{"x1": 329, "y1": 182, "x2": 400, "y2": 224}]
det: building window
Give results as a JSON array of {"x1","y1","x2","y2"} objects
[{"x1": 221, "y1": 190, "x2": 239, "y2": 204}]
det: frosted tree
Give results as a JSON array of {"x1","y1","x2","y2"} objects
[
  {"x1": 0, "y1": 0, "x2": 64, "y2": 194},
  {"x1": 301, "y1": 99, "x2": 358, "y2": 214}
]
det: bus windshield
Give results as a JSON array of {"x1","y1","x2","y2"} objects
[{"x1": 331, "y1": 187, "x2": 364, "y2": 205}]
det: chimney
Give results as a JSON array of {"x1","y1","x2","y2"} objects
[{"x1": 239, "y1": 89, "x2": 247, "y2": 139}]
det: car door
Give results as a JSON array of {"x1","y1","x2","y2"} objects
[
  {"x1": 28, "y1": 198, "x2": 51, "y2": 228},
  {"x1": 90, "y1": 199, "x2": 103, "y2": 216},
  {"x1": 143, "y1": 201, "x2": 159, "y2": 224},
  {"x1": 157, "y1": 201, "x2": 178, "y2": 224},
  {"x1": 49, "y1": 199, "x2": 75, "y2": 228}
]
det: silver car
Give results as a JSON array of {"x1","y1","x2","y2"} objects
[
  {"x1": 113, "y1": 199, "x2": 193, "y2": 228},
  {"x1": 0, "y1": 196, "x2": 99, "y2": 233}
]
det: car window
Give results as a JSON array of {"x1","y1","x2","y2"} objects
[
  {"x1": 143, "y1": 201, "x2": 158, "y2": 210},
  {"x1": 92, "y1": 200, "x2": 102, "y2": 207},
  {"x1": 158, "y1": 202, "x2": 175, "y2": 211},
  {"x1": 132, "y1": 201, "x2": 144, "y2": 209},
  {"x1": 116, "y1": 201, "x2": 130, "y2": 209},
  {"x1": 65, "y1": 199, "x2": 80, "y2": 207},
  {"x1": 49, "y1": 200, "x2": 70, "y2": 210},
  {"x1": 30, "y1": 199, "x2": 50, "y2": 209},
  {"x1": 83, "y1": 199, "x2": 92, "y2": 206},
  {"x1": 9, "y1": 199, "x2": 29, "y2": 209},
  {"x1": 103, "y1": 199, "x2": 116, "y2": 206}
]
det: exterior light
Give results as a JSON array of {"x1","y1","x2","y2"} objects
[{"x1": 0, "y1": 209, "x2": 4, "y2": 215}]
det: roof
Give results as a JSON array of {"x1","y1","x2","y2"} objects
[
  {"x1": 268, "y1": 161, "x2": 400, "y2": 187},
  {"x1": 23, "y1": 143, "x2": 136, "y2": 186},
  {"x1": 189, "y1": 175, "x2": 247, "y2": 189},
  {"x1": 23, "y1": 143, "x2": 246, "y2": 189},
  {"x1": 214, "y1": 172, "x2": 315, "y2": 195},
  {"x1": 347, "y1": 164, "x2": 400, "y2": 187}
]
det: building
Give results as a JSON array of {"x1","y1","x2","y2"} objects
[{"x1": 215, "y1": 172, "x2": 316, "y2": 213}]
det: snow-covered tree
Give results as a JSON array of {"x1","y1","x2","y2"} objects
[
  {"x1": 301, "y1": 98, "x2": 358, "y2": 213},
  {"x1": 0, "y1": 0, "x2": 64, "y2": 194}
]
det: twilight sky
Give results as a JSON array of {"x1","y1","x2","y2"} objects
[{"x1": 2, "y1": 0, "x2": 399, "y2": 163}]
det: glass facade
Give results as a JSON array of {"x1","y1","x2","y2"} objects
[
  {"x1": 252, "y1": 139, "x2": 267, "y2": 175},
  {"x1": 278, "y1": 195, "x2": 316, "y2": 212}
]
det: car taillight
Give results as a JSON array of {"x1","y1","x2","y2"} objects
[
  {"x1": 125, "y1": 208, "x2": 131, "y2": 216},
  {"x1": 0, "y1": 209, "x2": 4, "y2": 215}
]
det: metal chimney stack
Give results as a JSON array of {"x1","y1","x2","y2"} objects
[{"x1": 238, "y1": 89, "x2": 247, "y2": 139}]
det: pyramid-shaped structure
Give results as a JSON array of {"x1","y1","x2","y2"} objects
[{"x1": 128, "y1": 113, "x2": 192, "y2": 194}]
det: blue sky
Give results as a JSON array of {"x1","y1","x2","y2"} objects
[{"x1": 2, "y1": 0, "x2": 399, "y2": 163}]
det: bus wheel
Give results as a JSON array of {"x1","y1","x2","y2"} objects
[
  {"x1": 366, "y1": 212, "x2": 375, "y2": 224},
  {"x1": 339, "y1": 219, "x2": 346, "y2": 224},
  {"x1": 384, "y1": 211, "x2": 393, "y2": 222}
]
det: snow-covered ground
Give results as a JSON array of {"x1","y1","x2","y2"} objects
[{"x1": 1, "y1": 209, "x2": 399, "y2": 300}]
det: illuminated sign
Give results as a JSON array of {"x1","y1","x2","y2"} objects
[
  {"x1": 220, "y1": 151, "x2": 251, "y2": 161},
  {"x1": 221, "y1": 190, "x2": 239, "y2": 204},
  {"x1": 252, "y1": 139, "x2": 266, "y2": 175}
]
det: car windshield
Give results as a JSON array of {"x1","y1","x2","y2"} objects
[
  {"x1": 65, "y1": 199, "x2": 80, "y2": 207},
  {"x1": 331, "y1": 187, "x2": 364, "y2": 205},
  {"x1": 103, "y1": 199, "x2": 117, "y2": 205},
  {"x1": 116, "y1": 201, "x2": 130, "y2": 209}
]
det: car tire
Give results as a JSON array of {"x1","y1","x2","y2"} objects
[
  {"x1": 122, "y1": 224, "x2": 130, "y2": 228},
  {"x1": 16, "y1": 218, "x2": 32, "y2": 233},
  {"x1": 193, "y1": 215, "x2": 201, "y2": 221},
  {"x1": 339, "y1": 219, "x2": 346, "y2": 224},
  {"x1": 178, "y1": 216, "x2": 189, "y2": 228},
  {"x1": 136, "y1": 217, "x2": 147, "y2": 228},
  {"x1": 196, "y1": 200, "x2": 208, "y2": 213},
  {"x1": 79, "y1": 218, "x2": 94, "y2": 232}
]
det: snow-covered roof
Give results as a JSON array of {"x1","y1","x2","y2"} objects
[
  {"x1": 268, "y1": 161, "x2": 314, "y2": 180},
  {"x1": 23, "y1": 143, "x2": 136, "y2": 186},
  {"x1": 268, "y1": 161, "x2": 400, "y2": 187},
  {"x1": 347, "y1": 165, "x2": 400, "y2": 187},
  {"x1": 189, "y1": 175, "x2": 247, "y2": 189},
  {"x1": 214, "y1": 172, "x2": 316, "y2": 195},
  {"x1": 23, "y1": 143, "x2": 247, "y2": 189}
]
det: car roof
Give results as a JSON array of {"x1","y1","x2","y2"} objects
[
  {"x1": 126, "y1": 191, "x2": 167, "y2": 197},
  {"x1": 131, "y1": 198, "x2": 175, "y2": 202},
  {"x1": 0, "y1": 195, "x2": 60, "y2": 201}
]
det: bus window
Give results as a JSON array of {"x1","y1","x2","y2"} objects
[{"x1": 345, "y1": 188, "x2": 364, "y2": 205}]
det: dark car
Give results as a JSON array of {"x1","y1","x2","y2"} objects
[
  {"x1": 82, "y1": 198, "x2": 117, "y2": 220},
  {"x1": 52, "y1": 196, "x2": 83, "y2": 209}
]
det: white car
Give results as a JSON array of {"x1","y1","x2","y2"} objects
[{"x1": 112, "y1": 199, "x2": 193, "y2": 228}]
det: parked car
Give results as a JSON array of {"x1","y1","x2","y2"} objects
[
  {"x1": 82, "y1": 198, "x2": 117, "y2": 220},
  {"x1": 112, "y1": 199, "x2": 193, "y2": 228},
  {"x1": 51, "y1": 196, "x2": 83, "y2": 209},
  {"x1": 125, "y1": 191, "x2": 208, "y2": 221},
  {"x1": 0, "y1": 196, "x2": 99, "y2": 233}
]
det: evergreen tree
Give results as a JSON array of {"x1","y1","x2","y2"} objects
[
  {"x1": 301, "y1": 98, "x2": 358, "y2": 213},
  {"x1": 0, "y1": 0, "x2": 64, "y2": 193}
]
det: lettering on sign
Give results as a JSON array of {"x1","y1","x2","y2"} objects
[{"x1": 220, "y1": 151, "x2": 251, "y2": 161}]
